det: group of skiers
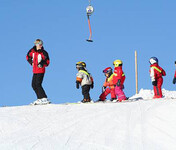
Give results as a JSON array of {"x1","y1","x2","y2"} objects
[
  {"x1": 76, "y1": 60, "x2": 127, "y2": 103},
  {"x1": 26, "y1": 39, "x2": 175, "y2": 105}
]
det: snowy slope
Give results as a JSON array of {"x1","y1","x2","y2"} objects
[{"x1": 1, "y1": 89, "x2": 176, "y2": 150}]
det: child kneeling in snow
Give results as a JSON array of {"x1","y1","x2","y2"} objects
[
  {"x1": 113, "y1": 60, "x2": 127, "y2": 102},
  {"x1": 76, "y1": 61, "x2": 94, "y2": 103},
  {"x1": 98, "y1": 67, "x2": 116, "y2": 102},
  {"x1": 149, "y1": 57, "x2": 166, "y2": 99}
]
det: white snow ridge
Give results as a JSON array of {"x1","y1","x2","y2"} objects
[{"x1": 1, "y1": 89, "x2": 176, "y2": 150}]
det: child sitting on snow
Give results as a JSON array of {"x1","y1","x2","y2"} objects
[
  {"x1": 76, "y1": 61, "x2": 94, "y2": 103},
  {"x1": 97, "y1": 67, "x2": 116, "y2": 102},
  {"x1": 149, "y1": 57, "x2": 166, "y2": 99}
]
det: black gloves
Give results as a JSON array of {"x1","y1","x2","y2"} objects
[
  {"x1": 91, "y1": 83, "x2": 94, "y2": 89},
  {"x1": 102, "y1": 86, "x2": 106, "y2": 93},
  {"x1": 28, "y1": 58, "x2": 33, "y2": 65},
  {"x1": 173, "y1": 77, "x2": 176, "y2": 84},
  {"x1": 38, "y1": 60, "x2": 46, "y2": 68},
  {"x1": 76, "y1": 81, "x2": 80, "y2": 89},
  {"x1": 117, "y1": 79, "x2": 121, "y2": 86},
  {"x1": 152, "y1": 81, "x2": 157, "y2": 86}
]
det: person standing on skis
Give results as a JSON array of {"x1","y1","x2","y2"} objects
[
  {"x1": 113, "y1": 60, "x2": 127, "y2": 102},
  {"x1": 149, "y1": 57, "x2": 166, "y2": 99},
  {"x1": 26, "y1": 39, "x2": 50, "y2": 105},
  {"x1": 76, "y1": 61, "x2": 94, "y2": 103},
  {"x1": 173, "y1": 61, "x2": 176, "y2": 84},
  {"x1": 98, "y1": 67, "x2": 116, "y2": 102}
]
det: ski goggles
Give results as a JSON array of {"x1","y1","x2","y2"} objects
[{"x1": 103, "y1": 70, "x2": 111, "y2": 74}]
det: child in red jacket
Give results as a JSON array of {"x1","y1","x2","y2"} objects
[
  {"x1": 98, "y1": 67, "x2": 116, "y2": 101},
  {"x1": 149, "y1": 57, "x2": 166, "y2": 99},
  {"x1": 113, "y1": 60, "x2": 127, "y2": 102}
]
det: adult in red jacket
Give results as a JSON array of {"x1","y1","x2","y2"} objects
[
  {"x1": 113, "y1": 60, "x2": 127, "y2": 102},
  {"x1": 26, "y1": 39, "x2": 50, "y2": 105},
  {"x1": 149, "y1": 57, "x2": 166, "y2": 99}
]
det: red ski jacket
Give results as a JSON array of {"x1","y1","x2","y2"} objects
[
  {"x1": 103, "y1": 74, "x2": 115, "y2": 89},
  {"x1": 26, "y1": 46, "x2": 50, "y2": 74},
  {"x1": 149, "y1": 64, "x2": 166, "y2": 81},
  {"x1": 113, "y1": 66, "x2": 125, "y2": 86},
  {"x1": 174, "y1": 71, "x2": 176, "y2": 78}
]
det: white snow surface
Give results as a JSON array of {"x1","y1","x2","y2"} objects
[{"x1": 1, "y1": 89, "x2": 176, "y2": 150}]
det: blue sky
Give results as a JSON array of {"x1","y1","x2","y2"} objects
[{"x1": 1, "y1": 0, "x2": 176, "y2": 106}]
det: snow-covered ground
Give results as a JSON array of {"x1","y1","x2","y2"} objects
[{"x1": 1, "y1": 89, "x2": 176, "y2": 150}]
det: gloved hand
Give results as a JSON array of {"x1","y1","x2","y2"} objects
[
  {"x1": 91, "y1": 83, "x2": 94, "y2": 89},
  {"x1": 28, "y1": 58, "x2": 33, "y2": 65},
  {"x1": 38, "y1": 60, "x2": 46, "y2": 68},
  {"x1": 76, "y1": 81, "x2": 80, "y2": 89},
  {"x1": 38, "y1": 61, "x2": 44, "y2": 68},
  {"x1": 102, "y1": 86, "x2": 106, "y2": 93},
  {"x1": 152, "y1": 81, "x2": 157, "y2": 86},
  {"x1": 122, "y1": 85, "x2": 125, "y2": 89},
  {"x1": 38, "y1": 64, "x2": 43, "y2": 68},
  {"x1": 117, "y1": 79, "x2": 121, "y2": 86},
  {"x1": 173, "y1": 77, "x2": 176, "y2": 84}
]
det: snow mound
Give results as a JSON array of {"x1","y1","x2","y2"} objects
[
  {"x1": 1, "y1": 89, "x2": 176, "y2": 150},
  {"x1": 130, "y1": 88, "x2": 176, "y2": 99}
]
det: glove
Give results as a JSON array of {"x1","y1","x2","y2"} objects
[
  {"x1": 102, "y1": 86, "x2": 106, "y2": 93},
  {"x1": 38, "y1": 64, "x2": 43, "y2": 68},
  {"x1": 28, "y1": 58, "x2": 33, "y2": 65},
  {"x1": 173, "y1": 77, "x2": 176, "y2": 84},
  {"x1": 38, "y1": 61, "x2": 43, "y2": 68},
  {"x1": 38, "y1": 60, "x2": 46, "y2": 68},
  {"x1": 76, "y1": 81, "x2": 80, "y2": 89},
  {"x1": 152, "y1": 81, "x2": 157, "y2": 86},
  {"x1": 122, "y1": 85, "x2": 125, "y2": 89},
  {"x1": 91, "y1": 83, "x2": 94, "y2": 89},
  {"x1": 117, "y1": 79, "x2": 121, "y2": 86}
]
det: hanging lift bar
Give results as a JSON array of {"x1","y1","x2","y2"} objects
[{"x1": 86, "y1": 0, "x2": 94, "y2": 42}]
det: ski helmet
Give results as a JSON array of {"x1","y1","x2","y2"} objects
[
  {"x1": 103, "y1": 67, "x2": 112, "y2": 74},
  {"x1": 113, "y1": 60, "x2": 123, "y2": 67},
  {"x1": 149, "y1": 57, "x2": 158, "y2": 65},
  {"x1": 76, "y1": 61, "x2": 86, "y2": 69}
]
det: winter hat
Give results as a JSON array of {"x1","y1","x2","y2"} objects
[{"x1": 34, "y1": 39, "x2": 43, "y2": 45}]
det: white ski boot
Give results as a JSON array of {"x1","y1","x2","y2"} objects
[
  {"x1": 30, "y1": 98, "x2": 51, "y2": 105},
  {"x1": 30, "y1": 99, "x2": 43, "y2": 105},
  {"x1": 40, "y1": 98, "x2": 51, "y2": 105}
]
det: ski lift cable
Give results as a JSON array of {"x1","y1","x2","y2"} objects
[{"x1": 88, "y1": 0, "x2": 91, "y2": 5}]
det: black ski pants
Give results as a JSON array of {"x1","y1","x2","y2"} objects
[
  {"x1": 32, "y1": 73, "x2": 47, "y2": 99},
  {"x1": 82, "y1": 85, "x2": 91, "y2": 100}
]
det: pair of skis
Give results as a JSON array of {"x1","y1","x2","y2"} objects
[{"x1": 64, "y1": 98, "x2": 143, "y2": 105}]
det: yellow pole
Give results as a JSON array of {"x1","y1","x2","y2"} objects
[{"x1": 135, "y1": 50, "x2": 138, "y2": 94}]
